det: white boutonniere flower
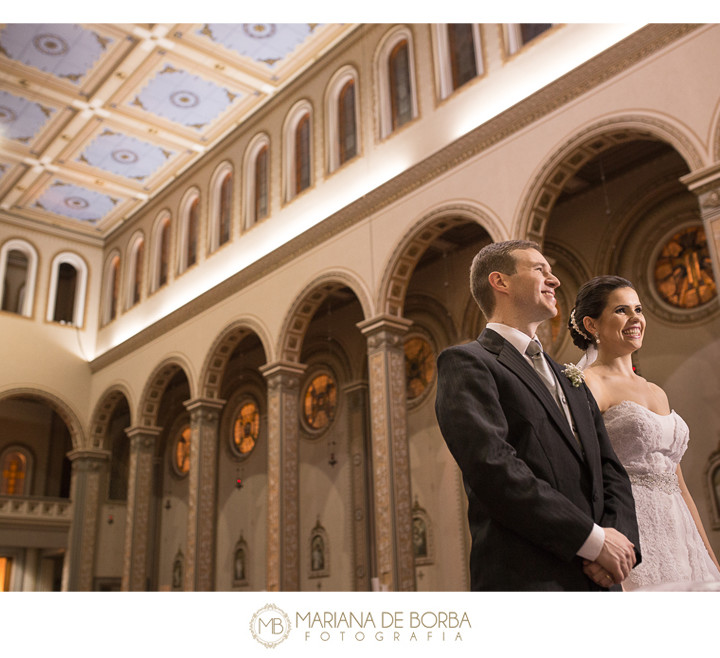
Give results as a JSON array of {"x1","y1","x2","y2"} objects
[{"x1": 562, "y1": 363, "x2": 585, "y2": 387}]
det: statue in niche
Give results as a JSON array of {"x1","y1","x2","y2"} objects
[
  {"x1": 233, "y1": 534, "x2": 249, "y2": 587},
  {"x1": 308, "y1": 518, "x2": 329, "y2": 578},
  {"x1": 413, "y1": 516, "x2": 428, "y2": 559},
  {"x1": 311, "y1": 535, "x2": 324, "y2": 571},
  {"x1": 234, "y1": 546, "x2": 246, "y2": 581},
  {"x1": 172, "y1": 547, "x2": 184, "y2": 590},
  {"x1": 412, "y1": 498, "x2": 434, "y2": 566}
]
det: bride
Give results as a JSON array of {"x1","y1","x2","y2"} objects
[{"x1": 568, "y1": 275, "x2": 720, "y2": 590}]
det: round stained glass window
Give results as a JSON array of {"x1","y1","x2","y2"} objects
[
  {"x1": 232, "y1": 399, "x2": 260, "y2": 457},
  {"x1": 404, "y1": 336, "x2": 435, "y2": 401},
  {"x1": 654, "y1": 225, "x2": 716, "y2": 309},
  {"x1": 302, "y1": 372, "x2": 337, "y2": 432}
]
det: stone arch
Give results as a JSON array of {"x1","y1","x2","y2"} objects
[
  {"x1": 518, "y1": 115, "x2": 705, "y2": 244},
  {"x1": 0, "y1": 387, "x2": 84, "y2": 450},
  {"x1": 199, "y1": 317, "x2": 273, "y2": 400},
  {"x1": 137, "y1": 356, "x2": 195, "y2": 427},
  {"x1": 710, "y1": 99, "x2": 720, "y2": 162},
  {"x1": 89, "y1": 384, "x2": 134, "y2": 449},
  {"x1": 379, "y1": 203, "x2": 504, "y2": 317},
  {"x1": 278, "y1": 269, "x2": 373, "y2": 363}
]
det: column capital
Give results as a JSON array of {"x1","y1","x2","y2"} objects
[
  {"x1": 259, "y1": 360, "x2": 308, "y2": 380},
  {"x1": 183, "y1": 397, "x2": 226, "y2": 413},
  {"x1": 125, "y1": 425, "x2": 163, "y2": 439},
  {"x1": 356, "y1": 314, "x2": 413, "y2": 337},
  {"x1": 681, "y1": 162, "x2": 720, "y2": 197},
  {"x1": 67, "y1": 448, "x2": 111, "y2": 465}
]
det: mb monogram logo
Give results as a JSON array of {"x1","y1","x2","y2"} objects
[{"x1": 250, "y1": 603, "x2": 292, "y2": 648}]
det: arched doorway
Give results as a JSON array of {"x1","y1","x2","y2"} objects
[
  {"x1": 528, "y1": 126, "x2": 720, "y2": 561},
  {"x1": 202, "y1": 323, "x2": 269, "y2": 591},
  {"x1": 275, "y1": 276, "x2": 372, "y2": 590},
  {"x1": 0, "y1": 392, "x2": 76, "y2": 591},
  {"x1": 384, "y1": 214, "x2": 492, "y2": 590}
]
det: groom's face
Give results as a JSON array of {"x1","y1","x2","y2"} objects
[{"x1": 506, "y1": 248, "x2": 560, "y2": 322}]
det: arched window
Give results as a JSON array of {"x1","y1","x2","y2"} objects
[
  {"x1": 151, "y1": 211, "x2": 171, "y2": 292},
  {"x1": 255, "y1": 146, "x2": 268, "y2": 220},
  {"x1": 0, "y1": 446, "x2": 33, "y2": 496},
  {"x1": 504, "y1": 24, "x2": 554, "y2": 56},
  {"x1": 55, "y1": 264, "x2": 77, "y2": 321},
  {"x1": 326, "y1": 66, "x2": 360, "y2": 173},
  {"x1": 295, "y1": 114, "x2": 311, "y2": 194},
  {"x1": 47, "y1": 252, "x2": 88, "y2": 327},
  {"x1": 0, "y1": 239, "x2": 38, "y2": 318},
  {"x1": 376, "y1": 27, "x2": 418, "y2": 139},
  {"x1": 102, "y1": 251, "x2": 121, "y2": 325},
  {"x1": 243, "y1": 134, "x2": 270, "y2": 229},
  {"x1": 187, "y1": 198, "x2": 198, "y2": 268},
  {"x1": 433, "y1": 24, "x2": 484, "y2": 99},
  {"x1": 338, "y1": 81, "x2": 357, "y2": 165},
  {"x1": 178, "y1": 190, "x2": 200, "y2": 273},
  {"x1": 389, "y1": 41, "x2": 412, "y2": 131},
  {"x1": 209, "y1": 162, "x2": 234, "y2": 252},
  {"x1": 126, "y1": 232, "x2": 145, "y2": 309},
  {"x1": 283, "y1": 100, "x2": 313, "y2": 201}
]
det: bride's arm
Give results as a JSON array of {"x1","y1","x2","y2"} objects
[{"x1": 676, "y1": 465, "x2": 720, "y2": 571}]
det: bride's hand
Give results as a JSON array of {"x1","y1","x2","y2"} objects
[{"x1": 582, "y1": 560, "x2": 616, "y2": 587}]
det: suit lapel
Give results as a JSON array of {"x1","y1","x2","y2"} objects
[
  {"x1": 480, "y1": 329, "x2": 584, "y2": 460},
  {"x1": 551, "y1": 360, "x2": 600, "y2": 466}
]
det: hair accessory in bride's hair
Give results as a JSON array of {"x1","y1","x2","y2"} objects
[{"x1": 570, "y1": 309, "x2": 592, "y2": 341}]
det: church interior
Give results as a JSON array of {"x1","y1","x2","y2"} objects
[{"x1": 1, "y1": 22, "x2": 720, "y2": 593}]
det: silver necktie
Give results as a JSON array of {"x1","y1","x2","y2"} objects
[
  {"x1": 526, "y1": 339, "x2": 583, "y2": 451},
  {"x1": 526, "y1": 339, "x2": 558, "y2": 396}
]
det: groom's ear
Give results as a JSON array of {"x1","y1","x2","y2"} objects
[{"x1": 488, "y1": 271, "x2": 508, "y2": 293}]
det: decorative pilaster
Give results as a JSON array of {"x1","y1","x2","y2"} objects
[
  {"x1": 344, "y1": 381, "x2": 373, "y2": 591},
  {"x1": 682, "y1": 166, "x2": 720, "y2": 287},
  {"x1": 64, "y1": 449, "x2": 110, "y2": 591},
  {"x1": 122, "y1": 426, "x2": 161, "y2": 591},
  {"x1": 183, "y1": 397, "x2": 225, "y2": 591},
  {"x1": 357, "y1": 314, "x2": 416, "y2": 592},
  {"x1": 260, "y1": 360, "x2": 307, "y2": 591}
]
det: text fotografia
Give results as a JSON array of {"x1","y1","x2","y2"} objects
[{"x1": 296, "y1": 610, "x2": 471, "y2": 642}]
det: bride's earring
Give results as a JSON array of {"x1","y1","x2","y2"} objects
[{"x1": 595, "y1": 333, "x2": 600, "y2": 345}]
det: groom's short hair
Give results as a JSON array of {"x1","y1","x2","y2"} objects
[{"x1": 470, "y1": 239, "x2": 540, "y2": 318}]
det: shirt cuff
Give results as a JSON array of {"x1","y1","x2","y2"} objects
[{"x1": 577, "y1": 524, "x2": 605, "y2": 561}]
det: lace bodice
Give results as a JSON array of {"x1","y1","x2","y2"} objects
[
  {"x1": 601, "y1": 400, "x2": 720, "y2": 590},
  {"x1": 602, "y1": 400, "x2": 688, "y2": 476}
]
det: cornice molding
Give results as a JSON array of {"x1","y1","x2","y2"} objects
[{"x1": 90, "y1": 23, "x2": 700, "y2": 371}]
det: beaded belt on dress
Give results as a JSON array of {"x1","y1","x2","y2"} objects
[{"x1": 629, "y1": 472, "x2": 680, "y2": 494}]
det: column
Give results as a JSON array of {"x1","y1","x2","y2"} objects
[
  {"x1": 357, "y1": 314, "x2": 416, "y2": 592},
  {"x1": 183, "y1": 397, "x2": 225, "y2": 591},
  {"x1": 64, "y1": 449, "x2": 110, "y2": 591},
  {"x1": 260, "y1": 360, "x2": 307, "y2": 591},
  {"x1": 122, "y1": 426, "x2": 160, "y2": 591},
  {"x1": 344, "y1": 381, "x2": 373, "y2": 591},
  {"x1": 684, "y1": 168, "x2": 720, "y2": 286}
]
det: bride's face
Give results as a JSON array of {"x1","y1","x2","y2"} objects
[{"x1": 591, "y1": 287, "x2": 645, "y2": 354}]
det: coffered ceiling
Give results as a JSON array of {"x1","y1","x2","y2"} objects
[{"x1": 0, "y1": 22, "x2": 357, "y2": 238}]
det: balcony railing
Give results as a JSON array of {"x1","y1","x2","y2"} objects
[{"x1": 0, "y1": 495, "x2": 73, "y2": 526}]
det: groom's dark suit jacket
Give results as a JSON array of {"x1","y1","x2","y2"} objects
[{"x1": 435, "y1": 328, "x2": 640, "y2": 590}]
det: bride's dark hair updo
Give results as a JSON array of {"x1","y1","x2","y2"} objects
[{"x1": 568, "y1": 275, "x2": 635, "y2": 350}]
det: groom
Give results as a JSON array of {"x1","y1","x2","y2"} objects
[{"x1": 435, "y1": 240, "x2": 640, "y2": 590}]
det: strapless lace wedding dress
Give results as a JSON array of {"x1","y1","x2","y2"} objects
[{"x1": 603, "y1": 400, "x2": 720, "y2": 591}]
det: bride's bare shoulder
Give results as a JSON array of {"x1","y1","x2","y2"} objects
[{"x1": 582, "y1": 367, "x2": 610, "y2": 407}]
